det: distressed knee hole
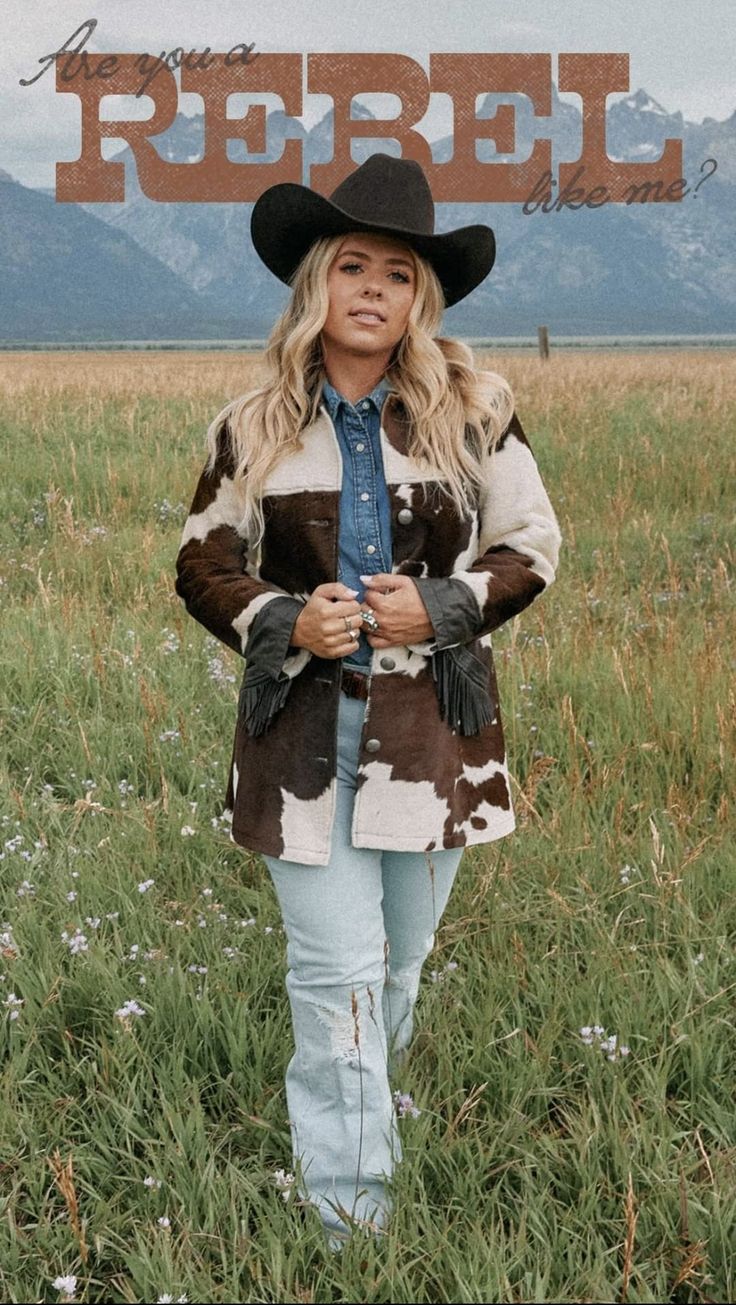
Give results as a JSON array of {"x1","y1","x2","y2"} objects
[{"x1": 314, "y1": 1004, "x2": 361, "y2": 1065}]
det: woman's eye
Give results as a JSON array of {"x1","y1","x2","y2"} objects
[{"x1": 339, "y1": 262, "x2": 410, "y2": 283}]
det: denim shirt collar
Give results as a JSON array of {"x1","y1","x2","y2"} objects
[{"x1": 320, "y1": 376, "x2": 391, "y2": 422}]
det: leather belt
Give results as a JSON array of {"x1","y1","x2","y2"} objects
[{"x1": 340, "y1": 667, "x2": 370, "y2": 700}]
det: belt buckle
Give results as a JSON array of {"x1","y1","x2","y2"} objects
[{"x1": 341, "y1": 667, "x2": 366, "y2": 699}]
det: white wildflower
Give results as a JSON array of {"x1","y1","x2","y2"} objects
[
  {"x1": 4, "y1": 992, "x2": 24, "y2": 1020},
  {"x1": 272, "y1": 1168, "x2": 296, "y2": 1201},
  {"x1": 393, "y1": 1090, "x2": 421, "y2": 1119},
  {"x1": 0, "y1": 927, "x2": 18, "y2": 956},
  {"x1": 579, "y1": 1024, "x2": 630, "y2": 1062},
  {"x1": 116, "y1": 999, "x2": 146, "y2": 1021},
  {"x1": 52, "y1": 1273, "x2": 78, "y2": 1297},
  {"x1": 62, "y1": 930, "x2": 89, "y2": 955}
]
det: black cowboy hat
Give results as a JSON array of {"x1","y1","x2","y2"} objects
[{"x1": 250, "y1": 152, "x2": 496, "y2": 309}]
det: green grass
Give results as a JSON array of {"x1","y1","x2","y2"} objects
[{"x1": 0, "y1": 350, "x2": 734, "y2": 1303}]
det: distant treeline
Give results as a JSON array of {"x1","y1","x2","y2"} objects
[{"x1": 2, "y1": 336, "x2": 736, "y2": 352}]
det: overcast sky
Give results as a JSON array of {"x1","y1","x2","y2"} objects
[{"x1": 5, "y1": 0, "x2": 735, "y2": 189}]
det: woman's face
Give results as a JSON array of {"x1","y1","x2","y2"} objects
[{"x1": 320, "y1": 232, "x2": 417, "y2": 364}]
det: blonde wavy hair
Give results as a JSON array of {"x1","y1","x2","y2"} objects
[{"x1": 203, "y1": 232, "x2": 515, "y2": 560}]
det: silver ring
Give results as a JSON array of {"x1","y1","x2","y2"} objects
[
  {"x1": 361, "y1": 609, "x2": 380, "y2": 632},
  {"x1": 343, "y1": 615, "x2": 352, "y2": 633}
]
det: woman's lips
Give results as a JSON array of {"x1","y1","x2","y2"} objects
[{"x1": 349, "y1": 311, "x2": 385, "y2": 326}]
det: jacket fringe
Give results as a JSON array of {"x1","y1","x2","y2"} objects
[
  {"x1": 240, "y1": 646, "x2": 496, "y2": 739},
  {"x1": 239, "y1": 666, "x2": 292, "y2": 738},
  {"x1": 430, "y1": 644, "x2": 496, "y2": 736}
]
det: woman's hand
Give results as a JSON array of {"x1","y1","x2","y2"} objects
[
  {"x1": 359, "y1": 573, "x2": 435, "y2": 648},
  {"x1": 289, "y1": 582, "x2": 367, "y2": 659}
]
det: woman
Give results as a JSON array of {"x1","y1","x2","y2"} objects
[{"x1": 174, "y1": 152, "x2": 562, "y2": 1250}]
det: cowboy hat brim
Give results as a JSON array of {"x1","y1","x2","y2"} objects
[{"x1": 250, "y1": 182, "x2": 495, "y2": 309}]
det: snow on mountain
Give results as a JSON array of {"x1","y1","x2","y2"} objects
[{"x1": 619, "y1": 89, "x2": 671, "y2": 116}]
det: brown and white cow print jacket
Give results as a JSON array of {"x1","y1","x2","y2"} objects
[{"x1": 174, "y1": 386, "x2": 562, "y2": 865}]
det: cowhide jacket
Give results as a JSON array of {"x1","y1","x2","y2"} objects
[{"x1": 174, "y1": 388, "x2": 562, "y2": 865}]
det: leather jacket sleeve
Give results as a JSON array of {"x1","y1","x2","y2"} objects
[{"x1": 412, "y1": 409, "x2": 562, "y2": 648}]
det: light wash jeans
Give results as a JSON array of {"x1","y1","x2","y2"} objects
[{"x1": 262, "y1": 687, "x2": 465, "y2": 1248}]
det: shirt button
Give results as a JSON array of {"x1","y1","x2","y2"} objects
[
  {"x1": 366, "y1": 544, "x2": 376, "y2": 554},
  {"x1": 397, "y1": 508, "x2": 413, "y2": 524},
  {"x1": 355, "y1": 442, "x2": 365, "y2": 452},
  {"x1": 380, "y1": 656, "x2": 396, "y2": 670},
  {"x1": 360, "y1": 492, "x2": 370, "y2": 501},
  {"x1": 365, "y1": 738, "x2": 381, "y2": 753},
  {"x1": 361, "y1": 401, "x2": 370, "y2": 410}
]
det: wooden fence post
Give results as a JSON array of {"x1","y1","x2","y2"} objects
[{"x1": 538, "y1": 325, "x2": 549, "y2": 359}]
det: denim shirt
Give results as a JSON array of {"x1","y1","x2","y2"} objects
[{"x1": 320, "y1": 377, "x2": 394, "y2": 673}]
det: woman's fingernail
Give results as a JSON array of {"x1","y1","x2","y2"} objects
[
  {"x1": 346, "y1": 588, "x2": 359, "y2": 595},
  {"x1": 359, "y1": 574, "x2": 372, "y2": 582}
]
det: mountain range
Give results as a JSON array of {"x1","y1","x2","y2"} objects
[{"x1": 1, "y1": 85, "x2": 734, "y2": 342}]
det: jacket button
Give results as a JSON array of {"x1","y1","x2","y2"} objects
[
  {"x1": 380, "y1": 656, "x2": 396, "y2": 670},
  {"x1": 397, "y1": 508, "x2": 413, "y2": 524},
  {"x1": 365, "y1": 738, "x2": 381, "y2": 752}
]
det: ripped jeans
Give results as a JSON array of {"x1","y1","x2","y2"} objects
[{"x1": 262, "y1": 688, "x2": 465, "y2": 1246}]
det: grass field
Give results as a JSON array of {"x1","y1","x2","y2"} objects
[{"x1": 0, "y1": 349, "x2": 734, "y2": 1304}]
